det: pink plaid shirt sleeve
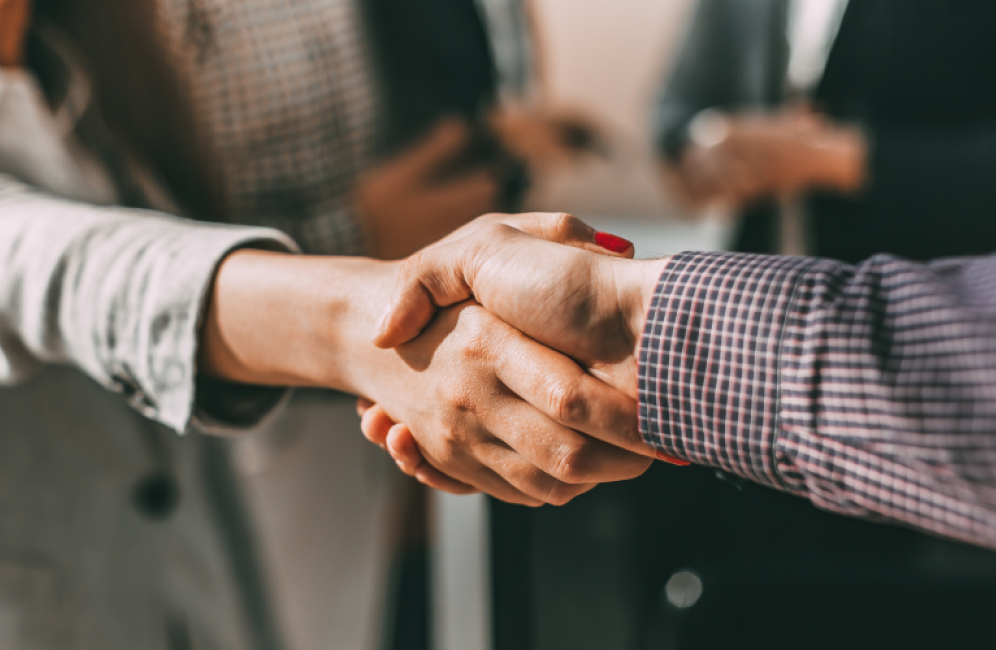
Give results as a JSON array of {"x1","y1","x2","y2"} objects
[{"x1": 639, "y1": 251, "x2": 996, "y2": 549}]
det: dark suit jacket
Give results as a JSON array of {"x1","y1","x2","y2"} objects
[{"x1": 655, "y1": 0, "x2": 996, "y2": 263}]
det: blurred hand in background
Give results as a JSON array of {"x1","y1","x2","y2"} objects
[
  {"x1": 489, "y1": 104, "x2": 608, "y2": 170},
  {"x1": 664, "y1": 105, "x2": 867, "y2": 210},
  {"x1": 358, "y1": 107, "x2": 610, "y2": 261},
  {"x1": 0, "y1": 0, "x2": 31, "y2": 67},
  {"x1": 357, "y1": 118, "x2": 500, "y2": 260}
]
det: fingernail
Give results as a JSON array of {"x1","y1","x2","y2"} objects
[
  {"x1": 594, "y1": 231, "x2": 634, "y2": 254},
  {"x1": 656, "y1": 451, "x2": 691, "y2": 467}
]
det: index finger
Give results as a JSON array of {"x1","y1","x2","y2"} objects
[{"x1": 492, "y1": 324, "x2": 654, "y2": 460}]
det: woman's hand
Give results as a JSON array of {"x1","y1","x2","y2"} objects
[
  {"x1": 362, "y1": 212, "x2": 671, "y2": 493},
  {"x1": 373, "y1": 212, "x2": 664, "y2": 399},
  {"x1": 198, "y1": 247, "x2": 652, "y2": 506}
]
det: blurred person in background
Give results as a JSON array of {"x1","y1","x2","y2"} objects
[
  {"x1": 655, "y1": 0, "x2": 996, "y2": 263},
  {"x1": 0, "y1": 0, "x2": 639, "y2": 649}
]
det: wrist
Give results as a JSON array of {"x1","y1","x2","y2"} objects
[
  {"x1": 607, "y1": 257, "x2": 671, "y2": 359},
  {"x1": 199, "y1": 249, "x2": 399, "y2": 392}
]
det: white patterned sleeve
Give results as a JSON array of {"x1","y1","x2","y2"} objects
[{"x1": 0, "y1": 176, "x2": 299, "y2": 434}]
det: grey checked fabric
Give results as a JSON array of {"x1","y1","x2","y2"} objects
[
  {"x1": 639, "y1": 251, "x2": 996, "y2": 549},
  {"x1": 155, "y1": 0, "x2": 381, "y2": 255}
]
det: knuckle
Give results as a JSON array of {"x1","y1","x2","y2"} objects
[
  {"x1": 398, "y1": 251, "x2": 423, "y2": 278},
  {"x1": 545, "y1": 378, "x2": 589, "y2": 426},
  {"x1": 549, "y1": 440, "x2": 594, "y2": 484},
  {"x1": 477, "y1": 212, "x2": 506, "y2": 224},
  {"x1": 431, "y1": 432, "x2": 461, "y2": 469},
  {"x1": 546, "y1": 212, "x2": 576, "y2": 238},
  {"x1": 454, "y1": 313, "x2": 497, "y2": 361}
]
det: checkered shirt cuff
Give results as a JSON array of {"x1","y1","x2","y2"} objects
[{"x1": 638, "y1": 251, "x2": 818, "y2": 490}]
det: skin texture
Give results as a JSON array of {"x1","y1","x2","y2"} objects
[
  {"x1": 359, "y1": 213, "x2": 668, "y2": 494},
  {"x1": 198, "y1": 233, "x2": 653, "y2": 506},
  {"x1": 0, "y1": 0, "x2": 31, "y2": 67},
  {"x1": 664, "y1": 106, "x2": 867, "y2": 210}
]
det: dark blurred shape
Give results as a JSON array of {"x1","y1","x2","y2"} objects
[
  {"x1": 655, "y1": 0, "x2": 996, "y2": 263},
  {"x1": 492, "y1": 462, "x2": 996, "y2": 650},
  {"x1": 132, "y1": 473, "x2": 181, "y2": 520},
  {"x1": 383, "y1": 482, "x2": 433, "y2": 650},
  {"x1": 363, "y1": 0, "x2": 529, "y2": 210}
]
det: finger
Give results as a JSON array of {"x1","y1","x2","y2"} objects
[
  {"x1": 490, "y1": 327, "x2": 655, "y2": 463},
  {"x1": 413, "y1": 464, "x2": 480, "y2": 495},
  {"x1": 470, "y1": 439, "x2": 597, "y2": 505},
  {"x1": 486, "y1": 390, "x2": 651, "y2": 486},
  {"x1": 383, "y1": 425, "x2": 480, "y2": 494},
  {"x1": 361, "y1": 404, "x2": 396, "y2": 448},
  {"x1": 386, "y1": 423, "x2": 428, "y2": 474},
  {"x1": 356, "y1": 397, "x2": 374, "y2": 417},
  {"x1": 476, "y1": 212, "x2": 635, "y2": 259},
  {"x1": 392, "y1": 118, "x2": 470, "y2": 182},
  {"x1": 409, "y1": 423, "x2": 548, "y2": 507},
  {"x1": 436, "y1": 459, "x2": 545, "y2": 507}
]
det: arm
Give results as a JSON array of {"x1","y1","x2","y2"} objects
[
  {"x1": 373, "y1": 213, "x2": 996, "y2": 547},
  {"x1": 0, "y1": 185, "x2": 650, "y2": 504},
  {"x1": 641, "y1": 250, "x2": 996, "y2": 548},
  {"x1": 0, "y1": 177, "x2": 296, "y2": 433}
]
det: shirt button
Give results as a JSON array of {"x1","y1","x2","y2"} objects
[{"x1": 132, "y1": 472, "x2": 181, "y2": 520}]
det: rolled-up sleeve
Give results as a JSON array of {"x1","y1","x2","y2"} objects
[
  {"x1": 0, "y1": 177, "x2": 299, "y2": 434},
  {"x1": 639, "y1": 250, "x2": 996, "y2": 548}
]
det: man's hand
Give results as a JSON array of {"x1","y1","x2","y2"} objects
[
  {"x1": 357, "y1": 119, "x2": 501, "y2": 260},
  {"x1": 666, "y1": 107, "x2": 867, "y2": 209},
  {"x1": 360, "y1": 212, "x2": 671, "y2": 493}
]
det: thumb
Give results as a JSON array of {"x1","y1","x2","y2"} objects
[
  {"x1": 373, "y1": 213, "x2": 635, "y2": 349},
  {"x1": 373, "y1": 239, "x2": 475, "y2": 348}
]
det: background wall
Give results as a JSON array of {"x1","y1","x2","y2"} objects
[{"x1": 526, "y1": 0, "x2": 696, "y2": 218}]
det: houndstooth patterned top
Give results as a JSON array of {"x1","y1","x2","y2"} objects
[
  {"x1": 155, "y1": 0, "x2": 380, "y2": 255},
  {"x1": 640, "y1": 251, "x2": 996, "y2": 549}
]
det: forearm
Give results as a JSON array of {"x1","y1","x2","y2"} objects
[
  {"x1": 199, "y1": 249, "x2": 398, "y2": 395},
  {"x1": 638, "y1": 251, "x2": 996, "y2": 548}
]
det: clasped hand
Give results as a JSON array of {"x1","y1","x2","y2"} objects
[{"x1": 359, "y1": 213, "x2": 669, "y2": 504}]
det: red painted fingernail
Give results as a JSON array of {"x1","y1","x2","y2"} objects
[
  {"x1": 656, "y1": 451, "x2": 691, "y2": 466},
  {"x1": 594, "y1": 231, "x2": 634, "y2": 254}
]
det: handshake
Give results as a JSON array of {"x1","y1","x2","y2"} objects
[
  {"x1": 202, "y1": 211, "x2": 673, "y2": 507},
  {"x1": 356, "y1": 212, "x2": 672, "y2": 506}
]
